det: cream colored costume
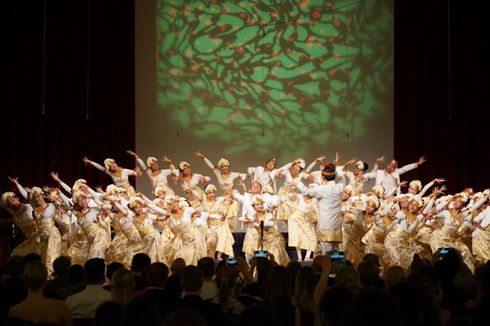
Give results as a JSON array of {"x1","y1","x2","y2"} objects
[
  {"x1": 364, "y1": 162, "x2": 419, "y2": 196},
  {"x1": 247, "y1": 161, "x2": 292, "y2": 194},
  {"x1": 34, "y1": 203, "x2": 62, "y2": 273},
  {"x1": 384, "y1": 211, "x2": 425, "y2": 270},
  {"x1": 201, "y1": 196, "x2": 235, "y2": 257},
  {"x1": 203, "y1": 157, "x2": 246, "y2": 193},
  {"x1": 135, "y1": 156, "x2": 178, "y2": 196},
  {"x1": 180, "y1": 173, "x2": 211, "y2": 199},
  {"x1": 470, "y1": 206, "x2": 490, "y2": 263},
  {"x1": 88, "y1": 159, "x2": 138, "y2": 196},
  {"x1": 283, "y1": 195, "x2": 317, "y2": 252},
  {"x1": 3, "y1": 200, "x2": 41, "y2": 257}
]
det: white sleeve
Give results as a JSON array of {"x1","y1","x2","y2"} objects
[
  {"x1": 247, "y1": 166, "x2": 256, "y2": 176},
  {"x1": 147, "y1": 203, "x2": 168, "y2": 216},
  {"x1": 363, "y1": 171, "x2": 377, "y2": 180},
  {"x1": 59, "y1": 181, "x2": 72, "y2": 194},
  {"x1": 397, "y1": 163, "x2": 418, "y2": 175},
  {"x1": 182, "y1": 207, "x2": 193, "y2": 225},
  {"x1": 15, "y1": 182, "x2": 28, "y2": 200},
  {"x1": 233, "y1": 192, "x2": 245, "y2": 203},
  {"x1": 419, "y1": 181, "x2": 434, "y2": 197},
  {"x1": 135, "y1": 157, "x2": 147, "y2": 170},
  {"x1": 296, "y1": 181, "x2": 321, "y2": 199},
  {"x1": 305, "y1": 160, "x2": 317, "y2": 173},
  {"x1": 263, "y1": 213, "x2": 275, "y2": 227},
  {"x1": 203, "y1": 157, "x2": 216, "y2": 170},
  {"x1": 88, "y1": 160, "x2": 106, "y2": 172},
  {"x1": 408, "y1": 215, "x2": 425, "y2": 234}
]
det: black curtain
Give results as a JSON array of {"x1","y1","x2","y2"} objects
[
  {"x1": 1, "y1": 0, "x2": 135, "y2": 199},
  {"x1": 394, "y1": 0, "x2": 490, "y2": 193}
]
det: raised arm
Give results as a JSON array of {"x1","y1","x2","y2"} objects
[
  {"x1": 398, "y1": 156, "x2": 426, "y2": 175},
  {"x1": 127, "y1": 150, "x2": 148, "y2": 172},
  {"x1": 83, "y1": 157, "x2": 105, "y2": 172},
  {"x1": 161, "y1": 155, "x2": 179, "y2": 175},
  {"x1": 305, "y1": 154, "x2": 325, "y2": 173},
  {"x1": 147, "y1": 202, "x2": 169, "y2": 216},
  {"x1": 194, "y1": 151, "x2": 215, "y2": 170},
  {"x1": 9, "y1": 177, "x2": 28, "y2": 199},
  {"x1": 50, "y1": 172, "x2": 72, "y2": 194},
  {"x1": 372, "y1": 155, "x2": 385, "y2": 172}
]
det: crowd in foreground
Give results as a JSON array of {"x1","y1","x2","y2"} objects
[{"x1": 1, "y1": 248, "x2": 489, "y2": 326}]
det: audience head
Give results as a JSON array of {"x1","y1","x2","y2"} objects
[
  {"x1": 335, "y1": 266, "x2": 361, "y2": 290},
  {"x1": 123, "y1": 297, "x2": 161, "y2": 326},
  {"x1": 147, "y1": 262, "x2": 169, "y2": 287},
  {"x1": 362, "y1": 253, "x2": 381, "y2": 267},
  {"x1": 170, "y1": 258, "x2": 186, "y2": 276},
  {"x1": 319, "y1": 286, "x2": 355, "y2": 326},
  {"x1": 106, "y1": 262, "x2": 124, "y2": 282},
  {"x1": 68, "y1": 264, "x2": 85, "y2": 284},
  {"x1": 384, "y1": 266, "x2": 406, "y2": 290},
  {"x1": 23, "y1": 260, "x2": 48, "y2": 291},
  {"x1": 95, "y1": 301, "x2": 123, "y2": 326},
  {"x1": 256, "y1": 257, "x2": 274, "y2": 284},
  {"x1": 20, "y1": 253, "x2": 42, "y2": 274},
  {"x1": 110, "y1": 268, "x2": 135, "y2": 305},
  {"x1": 215, "y1": 265, "x2": 239, "y2": 306},
  {"x1": 408, "y1": 254, "x2": 428, "y2": 275},
  {"x1": 3, "y1": 255, "x2": 23, "y2": 277},
  {"x1": 181, "y1": 265, "x2": 203, "y2": 294},
  {"x1": 239, "y1": 304, "x2": 277, "y2": 326},
  {"x1": 389, "y1": 278, "x2": 439, "y2": 326},
  {"x1": 357, "y1": 260, "x2": 381, "y2": 288},
  {"x1": 197, "y1": 257, "x2": 215, "y2": 280},
  {"x1": 165, "y1": 307, "x2": 206, "y2": 326},
  {"x1": 52, "y1": 256, "x2": 71, "y2": 278},
  {"x1": 84, "y1": 258, "x2": 106, "y2": 284},
  {"x1": 434, "y1": 247, "x2": 461, "y2": 283},
  {"x1": 265, "y1": 265, "x2": 292, "y2": 304},
  {"x1": 131, "y1": 253, "x2": 151, "y2": 274},
  {"x1": 294, "y1": 266, "x2": 316, "y2": 311},
  {"x1": 347, "y1": 288, "x2": 401, "y2": 326}
]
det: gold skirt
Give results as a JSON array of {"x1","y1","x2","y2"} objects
[
  {"x1": 472, "y1": 227, "x2": 490, "y2": 263},
  {"x1": 263, "y1": 227, "x2": 290, "y2": 266},
  {"x1": 287, "y1": 210, "x2": 317, "y2": 251},
  {"x1": 384, "y1": 227, "x2": 414, "y2": 270}
]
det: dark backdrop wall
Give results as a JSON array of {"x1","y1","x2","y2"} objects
[
  {"x1": 394, "y1": 0, "x2": 490, "y2": 193},
  {"x1": 1, "y1": 0, "x2": 489, "y2": 258},
  {"x1": 1, "y1": 0, "x2": 135, "y2": 198},
  {"x1": 0, "y1": 0, "x2": 135, "y2": 259}
]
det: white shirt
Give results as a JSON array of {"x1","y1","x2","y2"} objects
[
  {"x1": 65, "y1": 284, "x2": 111, "y2": 319},
  {"x1": 296, "y1": 180, "x2": 344, "y2": 233}
]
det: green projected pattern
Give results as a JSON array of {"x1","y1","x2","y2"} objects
[{"x1": 156, "y1": 0, "x2": 393, "y2": 160}]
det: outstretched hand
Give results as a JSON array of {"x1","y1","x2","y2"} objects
[
  {"x1": 127, "y1": 150, "x2": 138, "y2": 158},
  {"x1": 316, "y1": 154, "x2": 326, "y2": 162},
  {"x1": 417, "y1": 156, "x2": 427, "y2": 166},
  {"x1": 50, "y1": 172, "x2": 60, "y2": 182},
  {"x1": 194, "y1": 151, "x2": 205, "y2": 159},
  {"x1": 161, "y1": 155, "x2": 172, "y2": 164},
  {"x1": 8, "y1": 176, "x2": 18, "y2": 184}
]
